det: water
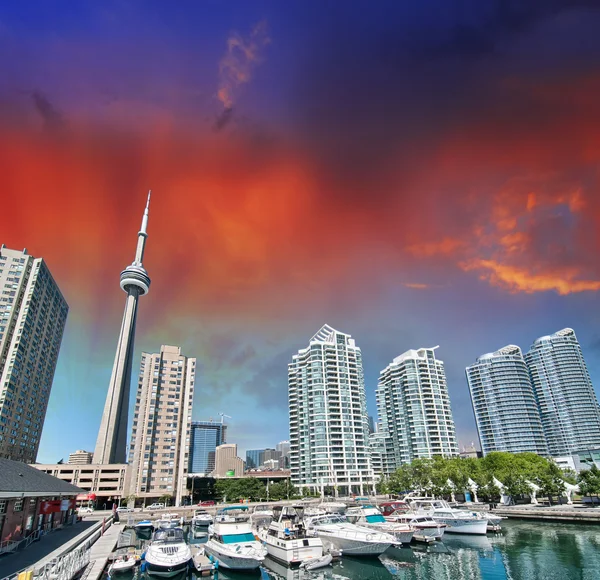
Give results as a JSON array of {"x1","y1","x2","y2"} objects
[{"x1": 103, "y1": 520, "x2": 600, "y2": 580}]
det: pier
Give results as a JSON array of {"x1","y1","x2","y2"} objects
[{"x1": 492, "y1": 504, "x2": 600, "y2": 523}]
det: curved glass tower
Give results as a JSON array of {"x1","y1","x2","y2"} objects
[
  {"x1": 525, "y1": 328, "x2": 600, "y2": 456},
  {"x1": 466, "y1": 345, "x2": 548, "y2": 456}
]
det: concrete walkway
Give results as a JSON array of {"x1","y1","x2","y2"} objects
[
  {"x1": 0, "y1": 521, "x2": 96, "y2": 578},
  {"x1": 83, "y1": 524, "x2": 121, "y2": 580}
]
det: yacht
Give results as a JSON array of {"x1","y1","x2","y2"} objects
[
  {"x1": 155, "y1": 513, "x2": 182, "y2": 530},
  {"x1": 253, "y1": 504, "x2": 274, "y2": 518},
  {"x1": 384, "y1": 512, "x2": 445, "y2": 542},
  {"x1": 257, "y1": 505, "x2": 324, "y2": 566},
  {"x1": 203, "y1": 507, "x2": 267, "y2": 570},
  {"x1": 191, "y1": 509, "x2": 213, "y2": 527},
  {"x1": 345, "y1": 505, "x2": 414, "y2": 545},
  {"x1": 144, "y1": 528, "x2": 192, "y2": 577},
  {"x1": 134, "y1": 519, "x2": 154, "y2": 532},
  {"x1": 318, "y1": 499, "x2": 347, "y2": 514},
  {"x1": 408, "y1": 498, "x2": 488, "y2": 535},
  {"x1": 303, "y1": 512, "x2": 394, "y2": 556}
]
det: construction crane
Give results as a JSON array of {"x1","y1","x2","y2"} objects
[{"x1": 219, "y1": 412, "x2": 231, "y2": 425}]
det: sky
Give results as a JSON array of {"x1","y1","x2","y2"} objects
[{"x1": 1, "y1": 0, "x2": 600, "y2": 463}]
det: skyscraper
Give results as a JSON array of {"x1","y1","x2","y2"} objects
[
  {"x1": 127, "y1": 345, "x2": 195, "y2": 506},
  {"x1": 525, "y1": 328, "x2": 600, "y2": 456},
  {"x1": 288, "y1": 324, "x2": 374, "y2": 495},
  {"x1": 0, "y1": 246, "x2": 68, "y2": 463},
  {"x1": 246, "y1": 449, "x2": 264, "y2": 470},
  {"x1": 376, "y1": 346, "x2": 458, "y2": 472},
  {"x1": 94, "y1": 193, "x2": 152, "y2": 464},
  {"x1": 213, "y1": 444, "x2": 245, "y2": 477},
  {"x1": 189, "y1": 421, "x2": 227, "y2": 475},
  {"x1": 276, "y1": 440, "x2": 290, "y2": 469},
  {"x1": 466, "y1": 345, "x2": 548, "y2": 456}
]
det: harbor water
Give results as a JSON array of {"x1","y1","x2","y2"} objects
[{"x1": 104, "y1": 520, "x2": 600, "y2": 580}]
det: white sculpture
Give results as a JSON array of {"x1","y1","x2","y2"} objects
[
  {"x1": 493, "y1": 476, "x2": 511, "y2": 506},
  {"x1": 446, "y1": 479, "x2": 456, "y2": 503},
  {"x1": 525, "y1": 480, "x2": 541, "y2": 505},
  {"x1": 563, "y1": 481, "x2": 580, "y2": 505},
  {"x1": 467, "y1": 478, "x2": 479, "y2": 503}
]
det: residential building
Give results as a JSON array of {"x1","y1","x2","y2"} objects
[
  {"x1": 289, "y1": 324, "x2": 374, "y2": 495},
  {"x1": 553, "y1": 449, "x2": 600, "y2": 473},
  {"x1": 525, "y1": 328, "x2": 600, "y2": 456},
  {"x1": 466, "y1": 345, "x2": 548, "y2": 456},
  {"x1": 68, "y1": 450, "x2": 93, "y2": 465},
  {"x1": 126, "y1": 345, "x2": 195, "y2": 506},
  {"x1": 94, "y1": 194, "x2": 152, "y2": 464},
  {"x1": 0, "y1": 245, "x2": 68, "y2": 463},
  {"x1": 246, "y1": 449, "x2": 264, "y2": 470},
  {"x1": 276, "y1": 440, "x2": 290, "y2": 469},
  {"x1": 0, "y1": 458, "x2": 82, "y2": 543},
  {"x1": 189, "y1": 421, "x2": 227, "y2": 475},
  {"x1": 34, "y1": 463, "x2": 127, "y2": 508},
  {"x1": 368, "y1": 415, "x2": 375, "y2": 434},
  {"x1": 213, "y1": 444, "x2": 245, "y2": 477},
  {"x1": 369, "y1": 430, "x2": 392, "y2": 479},
  {"x1": 376, "y1": 346, "x2": 458, "y2": 472}
]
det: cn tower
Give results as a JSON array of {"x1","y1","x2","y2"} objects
[{"x1": 94, "y1": 192, "x2": 152, "y2": 464}]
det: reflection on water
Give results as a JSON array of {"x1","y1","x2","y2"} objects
[{"x1": 103, "y1": 520, "x2": 600, "y2": 580}]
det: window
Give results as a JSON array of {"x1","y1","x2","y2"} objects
[{"x1": 13, "y1": 499, "x2": 23, "y2": 512}]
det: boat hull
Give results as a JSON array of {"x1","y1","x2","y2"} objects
[
  {"x1": 316, "y1": 532, "x2": 390, "y2": 556},
  {"x1": 144, "y1": 560, "x2": 189, "y2": 577},
  {"x1": 203, "y1": 542, "x2": 264, "y2": 570},
  {"x1": 262, "y1": 537, "x2": 323, "y2": 565},
  {"x1": 433, "y1": 518, "x2": 488, "y2": 535}
]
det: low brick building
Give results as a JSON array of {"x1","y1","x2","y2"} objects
[{"x1": 0, "y1": 458, "x2": 83, "y2": 544}]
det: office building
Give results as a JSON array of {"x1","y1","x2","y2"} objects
[
  {"x1": 466, "y1": 345, "x2": 548, "y2": 456},
  {"x1": 368, "y1": 415, "x2": 375, "y2": 434},
  {"x1": 213, "y1": 443, "x2": 245, "y2": 477},
  {"x1": 263, "y1": 448, "x2": 282, "y2": 467},
  {"x1": 94, "y1": 194, "x2": 152, "y2": 464},
  {"x1": 0, "y1": 245, "x2": 68, "y2": 463},
  {"x1": 376, "y1": 346, "x2": 458, "y2": 472},
  {"x1": 189, "y1": 421, "x2": 227, "y2": 475},
  {"x1": 289, "y1": 324, "x2": 374, "y2": 495},
  {"x1": 525, "y1": 328, "x2": 600, "y2": 456},
  {"x1": 246, "y1": 449, "x2": 264, "y2": 470},
  {"x1": 127, "y1": 345, "x2": 195, "y2": 506},
  {"x1": 35, "y1": 462, "x2": 128, "y2": 507},
  {"x1": 68, "y1": 450, "x2": 93, "y2": 465},
  {"x1": 276, "y1": 440, "x2": 290, "y2": 469}
]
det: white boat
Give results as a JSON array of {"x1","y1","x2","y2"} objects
[
  {"x1": 257, "y1": 505, "x2": 324, "y2": 566},
  {"x1": 345, "y1": 505, "x2": 414, "y2": 545},
  {"x1": 300, "y1": 553, "x2": 332, "y2": 570},
  {"x1": 134, "y1": 519, "x2": 154, "y2": 531},
  {"x1": 303, "y1": 512, "x2": 394, "y2": 556},
  {"x1": 191, "y1": 509, "x2": 213, "y2": 527},
  {"x1": 408, "y1": 498, "x2": 488, "y2": 535},
  {"x1": 144, "y1": 528, "x2": 192, "y2": 577},
  {"x1": 204, "y1": 506, "x2": 267, "y2": 570},
  {"x1": 384, "y1": 512, "x2": 445, "y2": 542},
  {"x1": 108, "y1": 554, "x2": 138, "y2": 575},
  {"x1": 318, "y1": 500, "x2": 347, "y2": 514},
  {"x1": 155, "y1": 513, "x2": 182, "y2": 529},
  {"x1": 252, "y1": 503, "x2": 275, "y2": 518}
]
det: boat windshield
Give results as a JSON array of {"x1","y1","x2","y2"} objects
[
  {"x1": 153, "y1": 529, "x2": 184, "y2": 543},
  {"x1": 311, "y1": 514, "x2": 347, "y2": 525},
  {"x1": 365, "y1": 514, "x2": 386, "y2": 523},
  {"x1": 221, "y1": 533, "x2": 256, "y2": 544}
]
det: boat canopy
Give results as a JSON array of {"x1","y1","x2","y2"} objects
[
  {"x1": 219, "y1": 505, "x2": 248, "y2": 512},
  {"x1": 221, "y1": 532, "x2": 256, "y2": 543}
]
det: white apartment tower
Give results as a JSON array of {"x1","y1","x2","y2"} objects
[
  {"x1": 288, "y1": 324, "x2": 374, "y2": 496},
  {"x1": 466, "y1": 345, "x2": 548, "y2": 456},
  {"x1": 127, "y1": 345, "x2": 195, "y2": 506},
  {"x1": 525, "y1": 328, "x2": 600, "y2": 456},
  {"x1": 0, "y1": 246, "x2": 68, "y2": 463},
  {"x1": 376, "y1": 347, "x2": 458, "y2": 472}
]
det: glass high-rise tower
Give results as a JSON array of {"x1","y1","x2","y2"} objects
[
  {"x1": 525, "y1": 328, "x2": 600, "y2": 456},
  {"x1": 288, "y1": 324, "x2": 374, "y2": 495},
  {"x1": 0, "y1": 246, "x2": 68, "y2": 463},
  {"x1": 189, "y1": 421, "x2": 227, "y2": 475},
  {"x1": 466, "y1": 345, "x2": 548, "y2": 456}
]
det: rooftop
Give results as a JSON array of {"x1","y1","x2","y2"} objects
[{"x1": 0, "y1": 458, "x2": 84, "y2": 497}]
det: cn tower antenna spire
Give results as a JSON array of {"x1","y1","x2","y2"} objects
[{"x1": 135, "y1": 190, "x2": 151, "y2": 264}]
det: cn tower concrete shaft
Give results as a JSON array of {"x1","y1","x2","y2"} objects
[{"x1": 93, "y1": 192, "x2": 152, "y2": 464}]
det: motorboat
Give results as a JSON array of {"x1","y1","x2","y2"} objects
[
  {"x1": 108, "y1": 550, "x2": 139, "y2": 575},
  {"x1": 303, "y1": 512, "x2": 394, "y2": 556},
  {"x1": 384, "y1": 511, "x2": 445, "y2": 542},
  {"x1": 299, "y1": 553, "x2": 332, "y2": 570},
  {"x1": 318, "y1": 499, "x2": 347, "y2": 514},
  {"x1": 378, "y1": 501, "x2": 410, "y2": 517},
  {"x1": 144, "y1": 528, "x2": 192, "y2": 577},
  {"x1": 203, "y1": 506, "x2": 267, "y2": 570},
  {"x1": 134, "y1": 519, "x2": 154, "y2": 531},
  {"x1": 480, "y1": 512, "x2": 505, "y2": 532},
  {"x1": 191, "y1": 509, "x2": 213, "y2": 527},
  {"x1": 256, "y1": 505, "x2": 324, "y2": 566},
  {"x1": 408, "y1": 498, "x2": 488, "y2": 535},
  {"x1": 155, "y1": 513, "x2": 182, "y2": 529},
  {"x1": 252, "y1": 503, "x2": 274, "y2": 518},
  {"x1": 345, "y1": 505, "x2": 414, "y2": 545}
]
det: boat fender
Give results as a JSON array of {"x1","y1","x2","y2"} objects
[
  {"x1": 367, "y1": 534, "x2": 373, "y2": 541},
  {"x1": 140, "y1": 562, "x2": 147, "y2": 573},
  {"x1": 214, "y1": 560, "x2": 219, "y2": 569}
]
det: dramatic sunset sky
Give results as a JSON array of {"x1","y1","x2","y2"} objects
[{"x1": 1, "y1": 1, "x2": 600, "y2": 463}]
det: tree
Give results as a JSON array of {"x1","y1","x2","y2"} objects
[
  {"x1": 123, "y1": 494, "x2": 138, "y2": 507},
  {"x1": 578, "y1": 465, "x2": 600, "y2": 498},
  {"x1": 159, "y1": 494, "x2": 173, "y2": 506}
]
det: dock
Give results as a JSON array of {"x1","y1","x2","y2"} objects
[
  {"x1": 81, "y1": 523, "x2": 121, "y2": 580},
  {"x1": 492, "y1": 505, "x2": 600, "y2": 523},
  {"x1": 190, "y1": 545, "x2": 215, "y2": 576}
]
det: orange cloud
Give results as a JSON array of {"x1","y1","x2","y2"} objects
[
  {"x1": 461, "y1": 260, "x2": 600, "y2": 296},
  {"x1": 406, "y1": 238, "x2": 464, "y2": 257},
  {"x1": 217, "y1": 20, "x2": 270, "y2": 110},
  {"x1": 402, "y1": 282, "x2": 430, "y2": 289}
]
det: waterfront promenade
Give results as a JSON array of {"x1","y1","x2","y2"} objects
[{"x1": 492, "y1": 503, "x2": 600, "y2": 523}]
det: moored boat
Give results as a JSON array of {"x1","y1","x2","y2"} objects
[
  {"x1": 345, "y1": 505, "x2": 414, "y2": 545},
  {"x1": 408, "y1": 498, "x2": 488, "y2": 535},
  {"x1": 144, "y1": 528, "x2": 192, "y2": 577}
]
